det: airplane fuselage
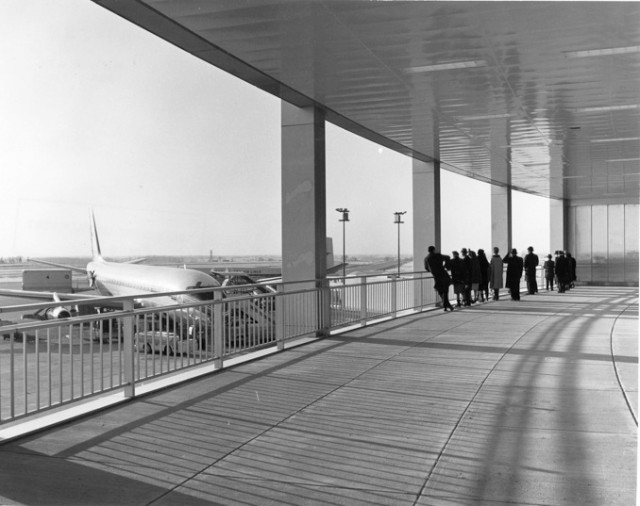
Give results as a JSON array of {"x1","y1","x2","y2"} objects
[{"x1": 87, "y1": 259, "x2": 220, "y2": 308}]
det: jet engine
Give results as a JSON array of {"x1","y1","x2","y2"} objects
[
  {"x1": 43, "y1": 306, "x2": 73, "y2": 319},
  {"x1": 22, "y1": 306, "x2": 74, "y2": 321}
]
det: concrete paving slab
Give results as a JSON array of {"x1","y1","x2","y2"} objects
[
  {"x1": 418, "y1": 429, "x2": 636, "y2": 506},
  {"x1": 0, "y1": 286, "x2": 635, "y2": 505}
]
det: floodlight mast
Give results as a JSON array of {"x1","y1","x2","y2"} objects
[
  {"x1": 336, "y1": 208, "x2": 350, "y2": 279},
  {"x1": 394, "y1": 211, "x2": 407, "y2": 275}
]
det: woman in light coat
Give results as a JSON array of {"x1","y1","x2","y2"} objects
[{"x1": 488, "y1": 246, "x2": 504, "y2": 300}]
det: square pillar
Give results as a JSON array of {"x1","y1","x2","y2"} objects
[
  {"x1": 412, "y1": 159, "x2": 441, "y2": 272},
  {"x1": 550, "y1": 198, "x2": 566, "y2": 252},
  {"x1": 491, "y1": 184, "x2": 512, "y2": 254},
  {"x1": 549, "y1": 145, "x2": 566, "y2": 252},
  {"x1": 281, "y1": 103, "x2": 327, "y2": 282},
  {"x1": 281, "y1": 102, "x2": 330, "y2": 336},
  {"x1": 490, "y1": 118, "x2": 512, "y2": 254}
]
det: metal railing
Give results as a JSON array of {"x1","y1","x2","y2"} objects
[
  {"x1": 0, "y1": 266, "x2": 545, "y2": 430},
  {"x1": 0, "y1": 272, "x2": 435, "y2": 427}
]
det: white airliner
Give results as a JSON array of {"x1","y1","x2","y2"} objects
[{"x1": 0, "y1": 211, "x2": 221, "y2": 316}]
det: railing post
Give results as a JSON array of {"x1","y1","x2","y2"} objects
[
  {"x1": 360, "y1": 276, "x2": 367, "y2": 324},
  {"x1": 391, "y1": 275, "x2": 398, "y2": 318},
  {"x1": 122, "y1": 299, "x2": 135, "y2": 399},
  {"x1": 317, "y1": 278, "x2": 331, "y2": 337},
  {"x1": 276, "y1": 285, "x2": 285, "y2": 351},
  {"x1": 213, "y1": 291, "x2": 224, "y2": 368}
]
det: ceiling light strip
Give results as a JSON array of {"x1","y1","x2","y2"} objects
[
  {"x1": 576, "y1": 104, "x2": 639, "y2": 113},
  {"x1": 405, "y1": 60, "x2": 486, "y2": 73},
  {"x1": 564, "y1": 46, "x2": 640, "y2": 58},
  {"x1": 591, "y1": 137, "x2": 640, "y2": 143},
  {"x1": 458, "y1": 113, "x2": 510, "y2": 121}
]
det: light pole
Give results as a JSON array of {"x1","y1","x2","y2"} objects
[
  {"x1": 336, "y1": 208, "x2": 350, "y2": 279},
  {"x1": 394, "y1": 211, "x2": 406, "y2": 275}
]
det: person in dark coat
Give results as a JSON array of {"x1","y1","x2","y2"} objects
[
  {"x1": 449, "y1": 251, "x2": 465, "y2": 307},
  {"x1": 524, "y1": 246, "x2": 539, "y2": 295},
  {"x1": 469, "y1": 250, "x2": 482, "y2": 302},
  {"x1": 478, "y1": 249, "x2": 489, "y2": 302},
  {"x1": 460, "y1": 248, "x2": 472, "y2": 306},
  {"x1": 543, "y1": 254, "x2": 555, "y2": 291},
  {"x1": 477, "y1": 249, "x2": 490, "y2": 302},
  {"x1": 424, "y1": 246, "x2": 454, "y2": 311},
  {"x1": 555, "y1": 250, "x2": 570, "y2": 293},
  {"x1": 566, "y1": 252, "x2": 577, "y2": 288},
  {"x1": 503, "y1": 248, "x2": 524, "y2": 300}
]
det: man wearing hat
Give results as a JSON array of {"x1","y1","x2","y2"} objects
[
  {"x1": 503, "y1": 248, "x2": 524, "y2": 301},
  {"x1": 524, "y1": 246, "x2": 539, "y2": 295}
]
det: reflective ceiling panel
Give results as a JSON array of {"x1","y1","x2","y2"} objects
[{"x1": 94, "y1": 0, "x2": 640, "y2": 202}]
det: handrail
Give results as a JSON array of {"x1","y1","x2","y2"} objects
[{"x1": 0, "y1": 266, "x2": 547, "y2": 436}]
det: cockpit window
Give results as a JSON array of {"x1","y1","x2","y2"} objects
[
  {"x1": 190, "y1": 291, "x2": 215, "y2": 301},
  {"x1": 186, "y1": 284, "x2": 216, "y2": 301}
]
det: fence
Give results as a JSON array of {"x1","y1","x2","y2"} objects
[
  {"x1": 0, "y1": 266, "x2": 545, "y2": 431},
  {"x1": 0, "y1": 271, "x2": 436, "y2": 427}
]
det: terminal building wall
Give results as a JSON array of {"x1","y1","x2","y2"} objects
[{"x1": 567, "y1": 203, "x2": 639, "y2": 285}]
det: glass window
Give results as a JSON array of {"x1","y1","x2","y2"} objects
[
  {"x1": 625, "y1": 204, "x2": 639, "y2": 284},
  {"x1": 608, "y1": 205, "x2": 625, "y2": 282},
  {"x1": 591, "y1": 206, "x2": 608, "y2": 282},
  {"x1": 575, "y1": 206, "x2": 592, "y2": 282}
]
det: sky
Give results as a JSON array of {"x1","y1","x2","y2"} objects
[{"x1": 0, "y1": 0, "x2": 550, "y2": 260}]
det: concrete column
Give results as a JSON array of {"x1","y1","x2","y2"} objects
[
  {"x1": 549, "y1": 198, "x2": 566, "y2": 252},
  {"x1": 281, "y1": 102, "x2": 327, "y2": 282},
  {"x1": 281, "y1": 102, "x2": 330, "y2": 335},
  {"x1": 490, "y1": 118, "x2": 512, "y2": 254},
  {"x1": 491, "y1": 184, "x2": 512, "y2": 254},
  {"x1": 412, "y1": 159, "x2": 440, "y2": 272},
  {"x1": 549, "y1": 145, "x2": 566, "y2": 252}
]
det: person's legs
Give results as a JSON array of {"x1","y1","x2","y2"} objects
[
  {"x1": 441, "y1": 289, "x2": 453, "y2": 310},
  {"x1": 464, "y1": 286, "x2": 472, "y2": 306}
]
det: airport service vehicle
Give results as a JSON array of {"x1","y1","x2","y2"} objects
[
  {"x1": 22, "y1": 269, "x2": 73, "y2": 293},
  {"x1": 209, "y1": 271, "x2": 276, "y2": 296},
  {"x1": 135, "y1": 330, "x2": 199, "y2": 356},
  {"x1": 210, "y1": 271, "x2": 276, "y2": 312}
]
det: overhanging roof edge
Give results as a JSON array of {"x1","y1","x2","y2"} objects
[{"x1": 91, "y1": 0, "x2": 566, "y2": 200}]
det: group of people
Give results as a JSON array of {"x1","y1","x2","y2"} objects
[
  {"x1": 543, "y1": 250, "x2": 577, "y2": 293},
  {"x1": 424, "y1": 245, "x2": 577, "y2": 312}
]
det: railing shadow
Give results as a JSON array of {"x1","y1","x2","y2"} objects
[{"x1": 0, "y1": 287, "x2": 635, "y2": 505}]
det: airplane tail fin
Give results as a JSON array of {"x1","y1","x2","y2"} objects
[{"x1": 90, "y1": 210, "x2": 103, "y2": 261}]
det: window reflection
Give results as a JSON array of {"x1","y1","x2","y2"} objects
[
  {"x1": 569, "y1": 203, "x2": 638, "y2": 284},
  {"x1": 608, "y1": 205, "x2": 625, "y2": 282},
  {"x1": 591, "y1": 205, "x2": 608, "y2": 281},
  {"x1": 625, "y1": 204, "x2": 639, "y2": 283}
]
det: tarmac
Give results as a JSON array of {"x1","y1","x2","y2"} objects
[{"x1": 0, "y1": 286, "x2": 636, "y2": 505}]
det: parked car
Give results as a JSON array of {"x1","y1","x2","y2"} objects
[{"x1": 135, "y1": 329, "x2": 199, "y2": 356}]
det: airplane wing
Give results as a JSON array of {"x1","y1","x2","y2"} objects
[
  {"x1": 0, "y1": 289, "x2": 101, "y2": 301},
  {"x1": 124, "y1": 258, "x2": 147, "y2": 264},
  {"x1": 26, "y1": 257, "x2": 87, "y2": 274},
  {"x1": 327, "y1": 263, "x2": 347, "y2": 275},
  {"x1": 0, "y1": 289, "x2": 128, "y2": 315}
]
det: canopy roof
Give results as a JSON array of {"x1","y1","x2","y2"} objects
[{"x1": 94, "y1": 1, "x2": 640, "y2": 202}]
